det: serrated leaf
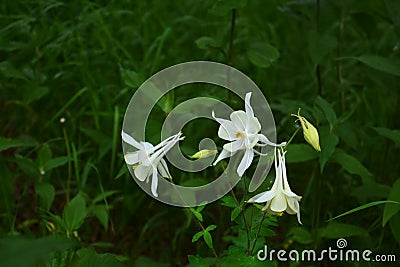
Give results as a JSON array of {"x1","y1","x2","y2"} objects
[
  {"x1": 63, "y1": 193, "x2": 87, "y2": 234},
  {"x1": 247, "y1": 43, "x2": 279, "y2": 68},
  {"x1": 74, "y1": 247, "x2": 124, "y2": 267},
  {"x1": 203, "y1": 231, "x2": 213, "y2": 248},
  {"x1": 191, "y1": 209, "x2": 203, "y2": 222},
  {"x1": 383, "y1": 179, "x2": 400, "y2": 226}
]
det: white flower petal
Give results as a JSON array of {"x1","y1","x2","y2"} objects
[
  {"x1": 213, "y1": 149, "x2": 233, "y2": 165},
  {"x1": 124, "y1": 152, "x2": 140, "y2": 165},
  {"x1": 258, "y1": 134, "x2": 286, "y2": 147},
  {"x1": 218, "y1": 121, "x2": 239, "y2": 141},
  {"x1": 121, "y1": 131, "x2": 143, "y2": 149},
  {"x1": 158, "y1": 158, "x2": 171, "y2": 179},
  {"x1": 247, "y1": 190, "x2": 276, "y2": 203},
  {"x1": 151, "y1": 167, "x2": 158, "y2": 197},
  {"x1": 270, "y1": 191, "x2": 287, "y2": 212},
  {"x1": 230, "y1": 110, "x2": 247, "y2": 131},
  {"x1": 212, "y1": 111, "x2": 231, "y2": 125},
  {"x1": 134, "y1": 164, "x2": 151, "y2": 182},
  {"x1": 237, "y1": 149, "x2": 254, "y2": 177},
  {"x1": 223, "y1": 139, "x2": 245, "y2": 153},
  {"x1": 247, "y1": 117, "x2": 261, "y2": 134},
  {"x1": 244, "y1": 92, "x2": 255, "y2": 119}
]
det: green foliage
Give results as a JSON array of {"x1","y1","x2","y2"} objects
[{"x1": 1, "y1": 0, "x2": 399, "y2": 265}]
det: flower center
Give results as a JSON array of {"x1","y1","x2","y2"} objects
[{"x1": 235, "y1": 131, "x2": 245, "y2": 138}]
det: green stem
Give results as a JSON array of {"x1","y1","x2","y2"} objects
[
  {"x1": 228, "y1": 8, "x2": 237, "y2": 65},
  {"x1": 283, "y1": 126, "x2": 301, "y2": 151},
  {"x1": 250, "y1": 211, "x2": 267, "y2": 255},
  {"x1": 63, "y1": 126, "x2": 72, "y2": 203}
]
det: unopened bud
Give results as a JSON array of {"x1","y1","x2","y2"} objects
[
  {"x1": 191, "y1": 149, "x2": 218, "y2": 159},
  {"x1": 292, "y1": 109, "x2": 321, "y2": 152}
]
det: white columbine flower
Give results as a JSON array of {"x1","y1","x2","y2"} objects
[
  {"x1": 121, "y1": 131, "x2": 183, "y2": 197},
  {"x1": 247, "y1": 148, "x2": 302, "y2": 224},
  {"x1": 212, "y1": 92, "x2": 285, "y2": 177}
]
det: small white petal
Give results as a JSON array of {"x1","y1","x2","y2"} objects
[
  {"x1": 258, "y1": 134, "x2": 286, "y2": 147},
  {"x1": 121, "y1": 131, "x2": 143, "y2": 149},
  {"x1": 212, "y1": 111, "x2": 231, "y2": 125},
  {"x1": 124, "y1": 153, "x2": 140, "y2": 165},
  {"x1": 244, "y1": 92, "x2": 255, "y2": 119},
  {"x1": 223, "y1": 139, "x2": 245, "y2": 153},
  {"x1": 134, "y1": 164, "x2": 151, "y2": 182},
  {"x1": 158, "y1": 158, "x2": 171, "y2": 179},
  {"x1": 213, "y1": 149, "x2": 233, "y2": 165},
  {"x1": 247, "y1": 190, "x2": 276, "y2": 203},
  {"x1": 151, "y1": 167, "x2": 158, "y2": 197},
  {"x1": 237, "y1": 149, "x2": 254, "y2": 177}
]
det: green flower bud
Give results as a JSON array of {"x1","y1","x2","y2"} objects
[
  {"x1": 191, "y1": 149, "x2": 218, "y2": 159},
  {"x1": 292, "y1": 109, "x2": 321, "y2": 152}
]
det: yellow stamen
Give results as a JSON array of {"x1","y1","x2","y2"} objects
[
  {"x1": 236, "y1": 131, "x2": 245, "y2": 138},
  {"x1": 277, "y1": 212, "x2": 284, "y2": 217}
]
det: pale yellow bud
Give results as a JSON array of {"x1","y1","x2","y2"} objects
[
  {"x1": 292, "y1": 109, "x2": 321, "y2": 152},
  {"x1": 191, "y1": 149, "x2": 218, "y2": 159}
]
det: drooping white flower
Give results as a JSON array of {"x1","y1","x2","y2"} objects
[
  {"x1": 212, "y1": 92, "x2": 285, "y2": 176},
  {"x1": 247, "y1": 148, "x2": 302, "y2": 224},
  {"x1": 121, "y1": 131, "x2": 183, "y2": 197}
]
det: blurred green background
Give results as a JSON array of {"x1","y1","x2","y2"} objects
[{"x1": 1, "y1": 0, "x2": 399, "y2": 266}]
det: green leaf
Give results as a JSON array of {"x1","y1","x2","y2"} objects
[
  {"x1": 92, "y1": 205, "x2": 109, "y2": 230},
  {"x1": 72, "y1": 247, "x2": 124, "y2": 267},
  {"x1": 63, "y1": 193, "x2": 87, "y2": 234},
  {"x1": 247, "y1": 43, "x2": 279, "y2": 68},
  {"x1": 209, "y1": 0, "x2": 248, "y2": 15},
  {"x1": 373, "y1": 127, "x2": 400, "y2": 146},
  {"x1": 0, "y1": 236, "x2": 75, "y2": 267},
  {"x1": 195, "y1": 36, "x2": 219, "y2": 50},
  {"x1": 43, "y1": 156, "x2": 71, "y2": 172},
  {"x1": 328, "y1": 200, "x2": 400, "y2": 221},
  {"x1": 0, "y1": 136, "x2": 36, "y2": 152},
  {"x1": 383, "y1": 179, "x2": 400, "y2": 226},
  {"x1": 353, "y1": 54, "x2": 400, "y2": 76},
  {"x1": 92, "y1": 190, "x2": 119, "y2": 204},
  {"x1": 221, "y1": 195, "x2": 238, "y2": 208},
  {"x1": 315, "y1": 96, "x2": 337, "y2": 127},
  {"x1": 119, "y1": 66, "x2": 144, "y2": 88},
  {"x1": 187, "y1": 255, "x2": 210, "y2": 267},
  {"x1": 0, "y1": 160, "x2": 14, "y2": 228},
  {"x1": 205, "y1": 225, "x2": 217, "y2": 232},
  {"x1": 231, "y1": 206, "x2": 241, "y2": 221},
  {"x1": 288, "y1": 227, "x2": 313, "y2": 244},
  {"x1": 191, "y1": 209, "x2": 203, "y2": 222},
  {"x1": 192, "y1": 231, "x2": 204, "y2": 243},
  {"x1": 331, "y1": 148, "x2": 374, "y2": 184},
  {"x1": 23, "y1": 85, "x2": 49, "y2": 104},
  {"x1": 35, "y1": 182, "x2": 55, "y2": 211},
  {"x1": 308, "y1": 32, "x2": 337, "y2": 67},
  {"x1": 319, "y1": 130, "x2": 339, "y2": 172},
  {"x1": 389, "y1": 213, "x2": 400, "y2": 246},
  {"x1": 203, "y1": 231, "x2": 213, "y2": 248},
  {"x1": 320, "y1": 222, "x2": 368, "y2": 238},
  {"x1": 286, "y1": 144, "x2": 318, "y2": 163}
]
